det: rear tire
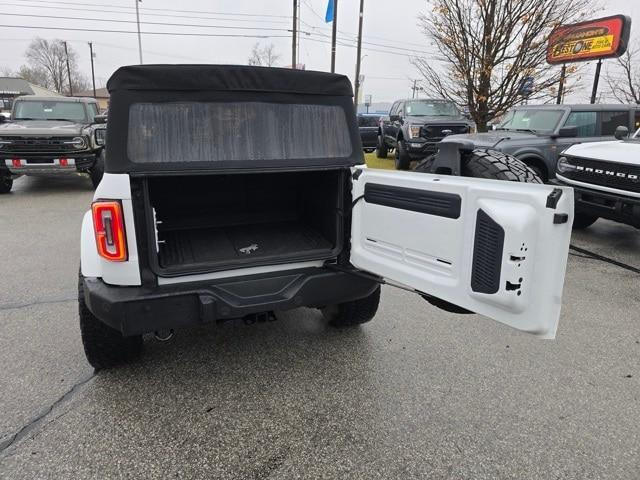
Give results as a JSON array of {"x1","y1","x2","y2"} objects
[
  {"x1": 322, "y1": 286, "x2": 381, "y2": 327},
  {"x1": 0, "y1": 172, "x2": 12, "y2": 194},
  {"x1": 376, "y1": 134, "x2": 388, "y2": 158},
  {"x1": 89, "y1": 150, "x2": 105, "y2": 189},
  {"x1": 78, "y1": 272, "x2": 142, "y2": 370},
  {"x1": 572, "y1": 212, "x2": 598, "y2": 229},
  {"x1": 395, "y1": 139, "x2": 411, "y2": 170}
]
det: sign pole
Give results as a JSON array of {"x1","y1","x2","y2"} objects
[
  {"x1": 353, "y1": 0, "x2": 364, "y2": 109},
  {"x1": 556, "y1": 64, "x2": 566, "y2": 105},
  {"x1": 330, "y1": 0, "x2": 338, "y2": 73},
  {"x1": 590, "y1": 59, "x2": 603, "y2": 104}
]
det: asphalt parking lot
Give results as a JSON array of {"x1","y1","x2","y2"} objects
[{"x1": 1, "y1": 174, "x2": 639, "y2": 479}]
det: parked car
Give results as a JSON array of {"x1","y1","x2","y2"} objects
[
  {"x1": 0, "y1": 96, "x2": 107, "y2": 193},
  {"x1": 376, "y1": 99, "x2": 475, "y2": 170},
  {"x1": 439, "y1": 104, "x2": 640, "y2": 181},
  {"x1": 78, "y1": 64, "x2": 573, "y2": 369},
  {"x1": 553, "y1": 126, "x2": 640, "y2": 229},
  {"x1": 358, "y1": 113, "x2": 381, "y2": 153}
]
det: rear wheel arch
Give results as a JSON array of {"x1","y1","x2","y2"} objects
[{"x1": 517, "y1": 155, "x2": 549, "y2": 181}]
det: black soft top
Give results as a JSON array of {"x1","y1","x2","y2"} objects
[{"x1": 107, "y1": 64, "x2": 353, "y2": 97}]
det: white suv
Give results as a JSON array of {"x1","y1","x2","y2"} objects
[{"x1": 78, "y1": 65, "x2": 574, "y2": 369}]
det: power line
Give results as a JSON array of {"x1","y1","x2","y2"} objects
[
  {"x1": 0, "y1": 1, "x2": 292, "y2": 24},
  {"x1": 7, "y1": 0, "x2": 291, "y2": 18},
  {"x1": 0, "y1": 24, "x2": 291, "y2": 39},
  {"x1": 3, "y1": 12, "x2": 292, "y2": 32}
]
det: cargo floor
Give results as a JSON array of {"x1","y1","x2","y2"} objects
[{"x1": 158, "y1": 221, "x2": 333, "y2": 268}]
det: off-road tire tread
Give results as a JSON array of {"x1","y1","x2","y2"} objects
[
  {"x1": 414, "y1": 149, "x2": 542, "y2": 184},
  {"x1": 395, "y1": 140, "x2": 411, "y2": 170},
  {"x1": 376, "y1": 134, "x2": 388, "y2": 158},
  {"x1": 323, "y1": 286, "x2": 381, "y2": 327},
  {"x1": 78, "y1": 272, "x2": 142, "y2": 370}
]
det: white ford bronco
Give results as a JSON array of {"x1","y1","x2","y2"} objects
[
  {"x1": 554, "y1": 126, "x2": 640, "y2": 229},
  {"x1": 79, "y1": 65, "x2": 574, "y2": 369}
]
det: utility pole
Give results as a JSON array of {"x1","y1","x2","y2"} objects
[
  {"x1": 88, "y1": 42, "x2": 96, "y2": 98},
  {"x1": 292, "y1": 0, "x2": 297, "y2": 68},
  {"x1": 63, "y1": 41, "x2": 73, "y2": 96},
  {"x1": 556, "y1": 64, "x2": 566, "y2": 104},
  {"x1": 412, "y1": 79, "x2": 418, "y2": 98},
  {"x1": 590, "y1": 59, "x2": 602, "y2": 104},
  {"x1": 353, "y1": 0, "x2": 364, "y2": 109},
  {"x1": 135, "y1": 0, "x2": 143, "y2": 64},
  {"x1": 330, "y1": 0, "x2": 338, "y2": 73}
]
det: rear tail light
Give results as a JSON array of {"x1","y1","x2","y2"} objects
[{"x1": 92, "y1": 200, "x2": 127, "y2": 262}]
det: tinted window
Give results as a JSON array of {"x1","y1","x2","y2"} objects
[
  {"x1": 358, "y1": 115, "x2": 380, "y2": 127},
  {"x1": 88, "y1": 103, "x2": 99, "y2": 117},
  {"x1": 128, "y1": 102, "x2": 353, "y2": 164},
  {"x1": 405, "y1": 100, "x2": 459, "y2": 116},
  {"x1": 564, "y1": 111, "x2": 597, "y2": 136},
  {"x1": 389, "y1": 102, "x2": 399, "y2": 116},
  {"x1": 13, "y1": 100, "x2": 87, "y2": 121},
  {"x1": 499, "y1": 109, "x2": 563, "y2": 133},
  {"x1": 601, "y1": 111, "x2": 629, "y2": 135}
]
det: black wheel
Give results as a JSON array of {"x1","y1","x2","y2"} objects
[
  {"x1": 0, "y1": 172, "x2": 12, "y2": 194},
  {"x1": 89, "y1": 150, "x2": 105, "y2": 189},
  {"x1": 414, "y1": 149, "x2": 542, "y2": 184},
  {"x1": 572, "y1": 212, "x2": 598, "y2": 229},
  {"x1": 395, "y1": 139, "x2": 411, "y2": 170},
  {"x1": 78, "y1": 272, "x2": 142, "y2": 370},
  {"x1": 376, "y1": 134, "x2": 388, "y2": 158},
  {"x1": 322, "y1": 286, "x2": 381, "y2": 327}
]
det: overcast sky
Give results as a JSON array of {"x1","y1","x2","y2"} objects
[{"x1": 1, "y1": 0, "x2": 639, "y2": 103}]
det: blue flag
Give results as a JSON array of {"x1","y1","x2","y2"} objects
[{"x1": 325, "y1": 0, "x2": 334, "y2": 23}]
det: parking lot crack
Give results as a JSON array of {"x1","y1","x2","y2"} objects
[
  {"x1": 0, "y1": 296, "x2": 76, "y2": 312},
  {"x1": 0, "y1": 372, "x2": 95, "y2": 458}
]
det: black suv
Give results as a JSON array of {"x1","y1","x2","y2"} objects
[{"x1": 377, "y1": 99, "x2": 475, "y2": 169}]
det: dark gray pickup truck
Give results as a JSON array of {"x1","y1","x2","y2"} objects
[
  {"x1": 0, "y1": 96, "x2": 107, "y2": 193},
  {"x1": 377, "y1": 98, "x2": 475, "y2": 170}
]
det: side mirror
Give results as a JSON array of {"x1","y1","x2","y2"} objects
[
  {"x1": 389, "y1": 114, "x2": 400, "y2": 122},
  {"x1": 614, "y1": 125, "x2": 629, "y2": 140},
  {"x1": 0, "y1": 115, "x2": 6, "y2": 123},
  {"x1": 94, "y1": 128, "x2": 106, "y2": 146},
  {"x1": 93, "y1": 114, "x2": 107, "y2": 124},
  {"x1": 555, "y1": 126, "x2": 577, "y2": 138}
]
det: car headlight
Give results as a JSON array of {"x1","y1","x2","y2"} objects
[
  {"x1": 409, "y1": 126, "x2": 421, "y2": 139},
  {"x1": 94, "y1": 129, "x2": 106, "y2": 146},
  {"x1": 557, "y1": 156, "x2": 577, "y2": 173},
  {"x1": 65, "y1": 136, "x2": 87, "y2": 149}
]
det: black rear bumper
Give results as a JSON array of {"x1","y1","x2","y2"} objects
[
  {"x1": 552, "y1": 179, "x2": 640, "y2": 228},
  {"x1": 82, "y1": 267, "x2": 379, "y2": 336}
]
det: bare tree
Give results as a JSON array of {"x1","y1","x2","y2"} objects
[
  {"x1": 247, "y1": 43, "x2": 281, "y2": 67},
  {"x1": 413, "y1": 0, "x2": 593, "y2": 131},
  {"x1": 22, "y1": 38, "x2": 89, "y2": 94},
  {"x1": 605, "y1": 42, "x2": 640, "y2": 104}
]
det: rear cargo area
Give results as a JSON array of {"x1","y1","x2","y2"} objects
[{"x1": 146, "y1": 170, "x2": 345, "y2": 274}]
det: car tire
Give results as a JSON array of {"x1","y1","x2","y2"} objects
[
  {"x1": 395, "y1": 139, "x2": 411, "y2": 170},
  {"x1": 78, "y1": 271, "x2": 143, "y2": 370},
  {"x1": 572, "y1": 212, "x2": 598, "y2": 229},
  {"x1": 414, "y1": 149, "x2": 542, "y2": 184},
  {"x1": 89, "y1": 150, "x2": 105, "y2": 189},
  {"x1": 0, "y1": 172, "x2": 12, "y2": 194},
  {"x1": 376, "y1": 135, "x2": 388, "y2": 158},
  {"x1": 322, "y1": 286, "x2": 381, "y2": 327}
]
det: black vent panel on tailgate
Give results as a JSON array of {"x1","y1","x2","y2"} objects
[
  {"x1": 364, "y1": 183, "x2": 461, "y2": 219},
  {"x1": 471, "y1": 209, "x2": 504, "y2": 294}
]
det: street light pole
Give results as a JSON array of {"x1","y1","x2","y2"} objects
[
  {"x1": 88, "y1": 42, "x2": 96, "y2": 98},
  {"x1": 292, "y1": 0, "x2": 297, "y2": 68},
  {"x1": 135, "y1": 0, "x2": 143, "y2": 64},
  {"x1": 63, "y1": 41, "x2": 73, "y2": 96},
  {"x1": 330, "y1": 0, "x2": 338, "y2": 73},
  {"x1": 353, "y1": 0, "x2": 365, "y2": 109}
]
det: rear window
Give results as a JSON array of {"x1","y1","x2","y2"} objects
[
  {"x1": 358, "y1": 115, "x2": 380, "y2": 127},
  {"x1": 127, "y1": 102, "x2": 353, "y2": 163}
]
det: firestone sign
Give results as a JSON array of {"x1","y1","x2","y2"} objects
[{"x1": 547, "y1": 15, "x2": 631, "y2": 64}]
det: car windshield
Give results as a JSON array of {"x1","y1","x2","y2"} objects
[
  {"x1": 404, "y1": 100, "x2": 459, "y2": 117},
  {"x1": 498, "y1": 109, "x2": 564, "y2": 133},
  {"x1": 13, "y1": 100, "x2": 87, "y2": 122}
]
